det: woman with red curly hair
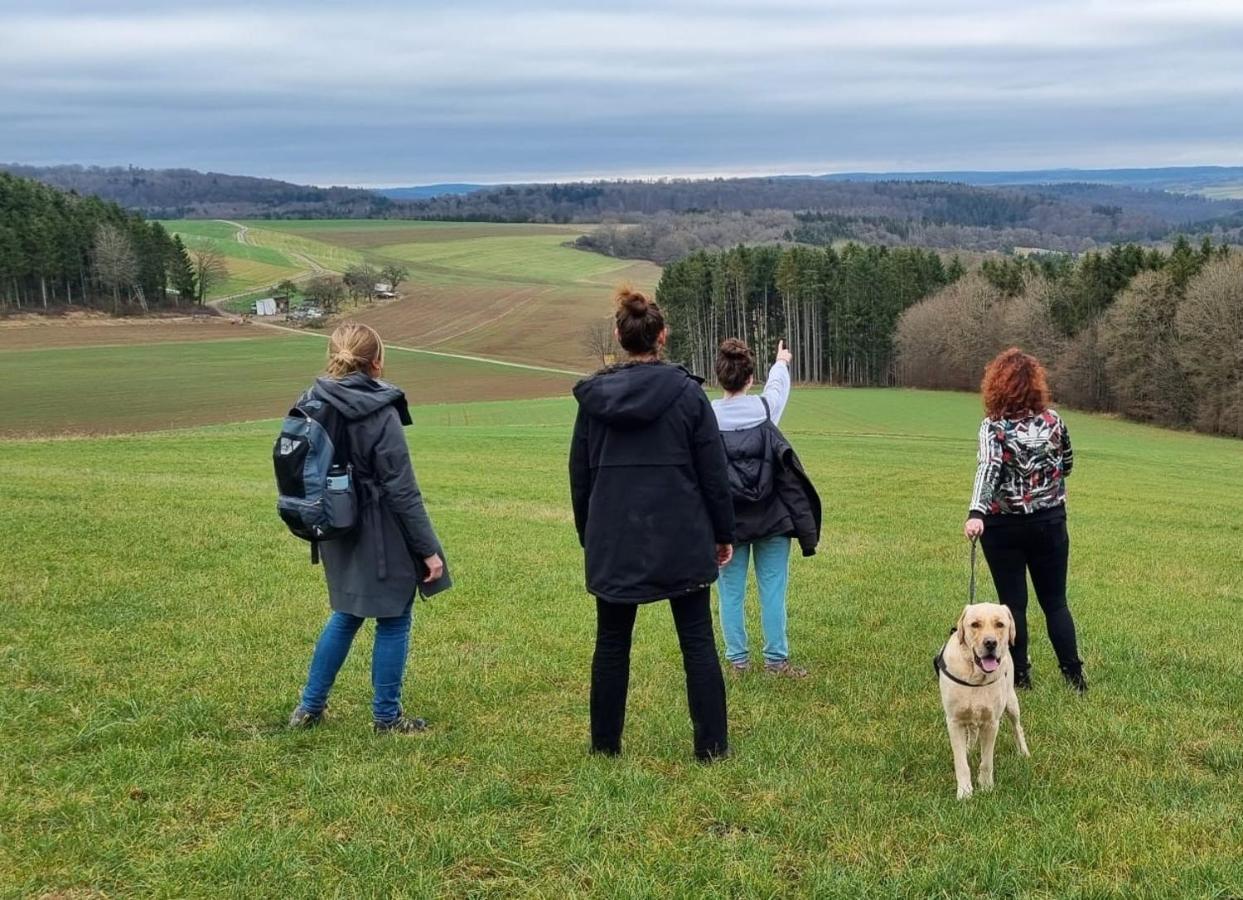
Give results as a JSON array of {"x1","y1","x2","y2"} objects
[{"x1": 964, "y1": 348, "x2": 1086, "y2": 693}]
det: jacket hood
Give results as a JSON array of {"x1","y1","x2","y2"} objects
[
  {"x1": 573, "y1": 361, "x2": 699, "y2": 429},
  {"x1": 312, "y1": 372, "x2": 412, "y2": 424}
]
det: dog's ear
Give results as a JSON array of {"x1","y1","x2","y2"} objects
[
  {"x1": 1005, "y1": 606, "x2": 1016, "y2": 647},
  {"x1": 956, "y1": 606, "x2": 970, "y2": 647}
]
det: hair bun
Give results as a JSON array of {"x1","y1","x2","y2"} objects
[
  {"x1": 719, "y1": 338, "x2": 750, "y2": 359},
  {"x1": 619, "y1": 293, "x2": 648, "y2": 317},
  {"x1": 614, "y1": 284, "x2": 652, "y2": 318}
]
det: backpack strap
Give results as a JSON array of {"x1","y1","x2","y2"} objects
[
  {"x1": 310, "y1": 540, "x2": 320, "y2": 566},
  {"x1": 760, "y1": 395, "x2": 771, "y2": 422}
]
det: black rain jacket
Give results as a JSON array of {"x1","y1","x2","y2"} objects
[
  {"x1": 720, "y1": 410, "x2": 821, "y2": 556},
  {"x1": 570, "y1": 362, "x2": 735, "y2": 604}
]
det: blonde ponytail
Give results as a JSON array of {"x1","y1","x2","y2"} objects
[{"x1": 326, "y1": 322, "x2": 385, "y2": 378}]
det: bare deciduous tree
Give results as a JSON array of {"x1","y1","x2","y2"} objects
[
  {"x1": 1175, "y1": 255, "x2": 1243, "y2": 436},
  {"x1": 582, "y1": 318, "x2": 617, "y2": 367},
  {"x1": 191, "y1": 247, "x2": 227, "y2": 305},
  {"x1": 343, "y1": 265, "x2": 381, "y2": 304},
  {"x1": 304, "y1": 275, "x2": 345, "y2": 314},
  {"x1": 91, "y1": 223, "x2": 138, "y2": 314},
  {"x1": 1099, "y1": 271, "x2": 1191, "y2": 426},
  {"x1": 379, "y1": 263, "x2": 409, "y2": 294},
  {"x1": 895, "y1": 273, "x2": 1003, "y2": 391}
]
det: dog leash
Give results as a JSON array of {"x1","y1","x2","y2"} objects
[{"x1": 968, "y1": 536, "x2": 977, "y2": 604}]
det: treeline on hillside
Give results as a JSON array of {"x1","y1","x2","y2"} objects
[
  {"x1": 574, "y1": 184, "x2": 1243, "y2": 261},
  {"x1": 2, "y1": 164, "x2": 390, "y2": 219},
  {"x1": 656, "y1": 244, "x2": 959, "y2": 385},
  {"x1": 895, "y1": 238, "x2": 1243, "y2": 437},
  {"x1": 578, "y1": 211, "x2": 799, "y2": 264},
  {"x1": 577, "y1": 206, "x2": 1183, "y2": 262},
  {"x1": 409, "y1": 178, "x2": 1243, "y2": 242},
  {"x1": 0, "y1": 172, "x2": 200, "y2": 312}
]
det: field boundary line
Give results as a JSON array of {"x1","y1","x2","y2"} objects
[{"x1": 249, "y1": 319, "x2": 587, "y2": 376}]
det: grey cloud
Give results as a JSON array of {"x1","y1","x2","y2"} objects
[{"x1": 1, "y1": 0, "x2": 1242, "y2": 183}]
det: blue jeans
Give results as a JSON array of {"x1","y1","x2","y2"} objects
[
  {"x1": 717, "y1": 536, "x2": 791, "y2": 664},
  {"x1": 299, "y1": 604, "x2": 413, "y2": 722}
]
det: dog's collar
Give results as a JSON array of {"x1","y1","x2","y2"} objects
[{"x1": 934, "y1": 643, "x2": 1001, "y2": 688}]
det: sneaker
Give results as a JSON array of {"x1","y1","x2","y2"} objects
[
  {"x1": 728, "y1": 660, "x2": 751, "y2": 675},
  {"x1": 288, "y1": 705, "x2": 324, "y2": 729},
  {"x1": 374, "y1": 710, "x2": 429, "y2": 734},
  {"x1": 1014, "y1": 666, "x2": 1033, "y2": 690},
  {"x1": 763, "y1": 660, "x2": 808, "y2": 678}
]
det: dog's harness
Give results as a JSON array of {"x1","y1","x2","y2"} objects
[{"x1": 933, "y1": 538, "x2": 1001, "y2": 688}]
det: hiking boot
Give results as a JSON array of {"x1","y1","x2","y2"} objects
[
  {"x1": 374, "y1": 711, "x2": 429, "y2": 734},
  {"x1": 728, "y1": 660, "x2": 751, "y2": 675},
  {"x1": 763, "y1": 660, "x2": 808, "y2": 678},
  {"x1": 1014, "y1": 666, "x2": 1033, "y2": 691},
  {"x1": 695, "y1": 745, "x2": 732, "y2": 763},
  {"x1": 288, "y1": 705, "x2": 324, "y2": 729},
  {"x1": 1060, "y1": 662, "x2": 1088, "y2": 694}
]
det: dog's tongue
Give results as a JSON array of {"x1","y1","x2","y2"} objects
[{"x1": 979, "y1": 656, "x2": 1000, "y2": 673}]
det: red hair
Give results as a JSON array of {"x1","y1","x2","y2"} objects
[{"x1": 981, "y1": 348, "x2": 1050, "y2": 420}]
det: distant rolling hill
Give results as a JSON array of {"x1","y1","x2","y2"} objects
[
  {"x1": 0, "y1": 163, "x2": 390, "y2": 218},
  {"x1": 375, "y1": 183, "x2": 488, "y2": 200},
  {"x1": 813, "y1": 166, "x2": 1243, "y2": 198},
  {"x1": 376, "y1": 166, "x2": 1243, "y2": 201}
]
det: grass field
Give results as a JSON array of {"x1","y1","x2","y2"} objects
[
  {"x1": 162, "y1": 220, "x2": 305, "y2": 300},
  {"x1": 2, "y1": 381, "x2": 1241, "y2": 897},
  {"x1": 157, "y1": 219, "x2": 659, "y2": 369},
  {"x1": 0, "y1": 333, "x2": 576, "y2": 436},
  {"x1": 258, "y1": 219, "x2": 659, "y2": 371},
  {"x1": 0, "y1": 316, "x2": 265, "y2": 351}
]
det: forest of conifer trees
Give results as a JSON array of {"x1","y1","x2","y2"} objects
[
  {"x1": 0, "y1": 172, "x2": 196, "y2": 312},
  {"x1": 655, "y1": 243, "x2": 957, "y2": 385}
]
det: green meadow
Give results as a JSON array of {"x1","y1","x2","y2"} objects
[
  {"x1": 0, "y1": 335, "x2": 576, "y2": 436},
  {"x1": 2, "y1": 373, "x2": 1241, "y2": 896}
]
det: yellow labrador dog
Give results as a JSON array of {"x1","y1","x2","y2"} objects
[{"x1": 935, "y1": 603, "x2": 1030, "y2": 799}]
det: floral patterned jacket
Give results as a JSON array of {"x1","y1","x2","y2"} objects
[{"x1": 968, "y1": 409, "x2": 1073, "y2": 518}]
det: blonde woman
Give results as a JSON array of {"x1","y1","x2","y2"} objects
[{"x1": 289, "y1": 323, "x2": 450, "y2": 733}]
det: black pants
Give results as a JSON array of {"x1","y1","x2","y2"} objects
[
  {"x1": 980, "y1": 513, "x2": 1081, "y2": 671},
  {"x1": 590, "y1": 588, "x2": 728, "y2": 759}
]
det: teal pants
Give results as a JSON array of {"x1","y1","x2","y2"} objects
[{"x1": 717, "y1": 536, "x2": 791, "y2": 664}]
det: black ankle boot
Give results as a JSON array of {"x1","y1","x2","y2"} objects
[
  {"x1": 1060, "y1": 661, "x2": 1088, "y2": 694},
  {"x1": 1014, "y1": 665, "x2": 1032, "y2": 690}
]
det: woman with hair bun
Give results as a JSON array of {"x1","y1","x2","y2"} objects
[
  {"x1": 965, "y1": 347, "x2": 1086, "y2": 693},
  {"x1": 288, "y1": 322, "x2": 451, "y2": 733},
  {"x1": 570, "y1": 286, "x2": 736, "y2": 761},
  {"x1": 712, "y1": 337, "x2": 819, "y2": 677}
]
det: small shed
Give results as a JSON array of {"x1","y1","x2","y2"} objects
[{"x1": 253, "y1": 298, "x2": 278, "y2": 316}]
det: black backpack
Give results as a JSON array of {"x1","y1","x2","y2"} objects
[
  {"x1": 720, "y1": 396, "x2": 777, "y2": 502},
  {"x1": 273, "y1": 390, "x2": 358, "y2": 563}
]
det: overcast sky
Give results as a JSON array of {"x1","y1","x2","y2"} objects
[{"x1": 3, "y1": 0, "x2": 1242, "y2": 186}]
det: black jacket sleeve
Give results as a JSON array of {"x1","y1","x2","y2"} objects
[
  {"x1": 569, "y1": 405, "x2": 591, "y2": 547},
  {"x1": 372, "y1": 407, "x2": 440, "y2": 560},
  {"x1": 775, "y1": 448, "x2": 820, "y2": 557},
  {"x1": 689, "y1": 389, "x2": 736, "y2": 544}
]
